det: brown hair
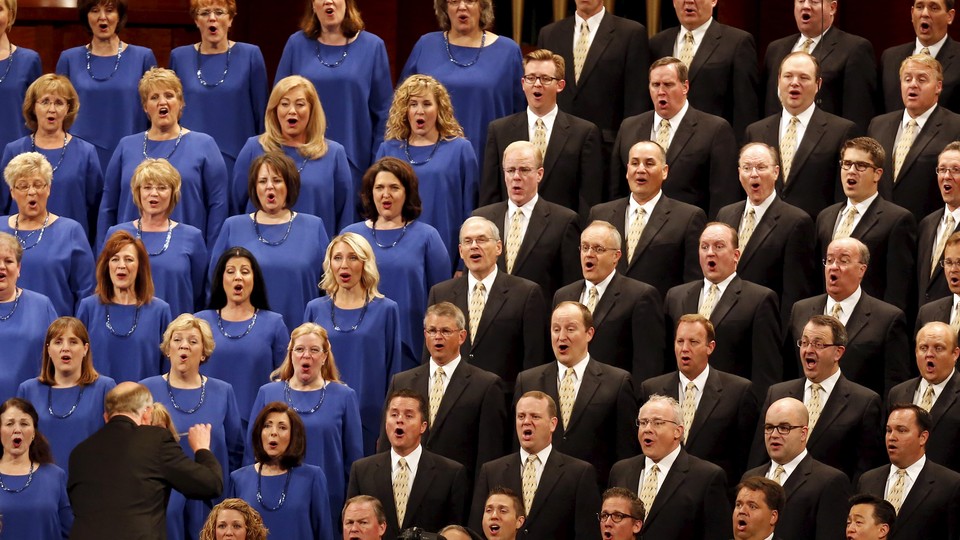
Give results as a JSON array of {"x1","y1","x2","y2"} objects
[
  {"x1": 841, "y1": 137, "x2": 886, "y2": 169},
  {"x1": 38, "y1": 317, "x2": 100, "y2": 386},
  {"x1": 523, "y1": 49, "x2": 565, "y2": 79},
  {"x1": 676, "y1": 313, "x2": 715, "y2": 343},
  {"x1": 650, "y1": 56, "x2": 689, "y2": 83},
  {"x1": 359, "y1": 157, "x2": 423, "y2": 221},
  {"x1": 22, "y1": 74, "x2": 80, "y2": 132},
  {"x1": 433, "y1": 0, "x2": 494, "y2": 30},
  {"x1": 0, "y1": 398, "x2": 54, "y2": 464},
  {"x1": 95, "y1": 230, "x2": 154, "y2": 305},
  {"x1": 247, "y1": 151, "x2": 301, "y2": 211},
  {"x1": 250, "y1": 402, "x2": 306, "y2": 469},
  {"x1": 78, "y1": 0, "x2": 128, "y2": 35},
  {"x1": 517, "y1": 390, "x2": 558, "y2": 418},
  {"x1": 300, "y1": 0, "x2": 364, "y2": 39}
]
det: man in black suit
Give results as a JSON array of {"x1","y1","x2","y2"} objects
[
  {"x1": 761, "y1": 2, "x2": 876, "y2": 131},
  {"x1": 553, "y1": 220, "x2": 665, "y2": 382},
  {"x1": 917, "y1": 142, "x2": 960, "y2": 306},
  {"x1": 743, "y1": 397, "x2": 851, "y2": 540},
  {"x1": 382, "y1": 302, "x2": 507, "y2": 483},
  {"x1": 608, "y1": 395, "x2": 729, "y2": 540},
  {"x1": 481, "y1": 49, "x2": 603, "y2": 220},
  {"x1": 470, "y1": 391, "x2": 600, "y2": 540},
  {"x1": 845, "y1": 494, "x2": 896, "y2": 540},
  {"x1": 664, "y1": 222, "x2": 782, "y2": 399},
  {"x1": 590, "y1": 140, "x2": 706, "y2": 298},
  {"x1": 640, "y1": 313, "x2": 758, "y2": 483},
  {"x1": 68, "y1": 382, "x2": 223, "y2": 540},
  {"x1": 718, "y1": 142, "x2": 816, "y2": 327},
  {"x1": 473, "y1": 140, "x2": 580, "y2": 301},
  {"x1": 746, "y1": 53, "x2": 858, "y2": 219},
  {"x1": 817, "y1": 137, "x2": 917, "y2": 315},
  {"x1": 856, "y1": 404, "x2": 960, "y2": 540},
  {"x1": 869, "y1": 54, "x2": 960, "y2": 221},
  {"x1": 427, "y1": 216, "x2": 547, "y2": 389},
  {"x1": 650, "y1": 0, "x2": 759, "y2": 138},
  {"x1": 880, "y1": 0, "x2": 960, "y2": 113},
  {"x1": 598, "y1": 487, "x2": 644, "y2": 540},
  {"x1": 888, "y1": 322, "x2": 960, "y2": 473},
  {"x1": 733, "y1": 477, "x2": 786, "y2": 540},
  {"x1": 348, "y1": 389, "x2": 468, "y2": 540},
  {"x1": 787, "y1": 237, "x2": 912, "y2": 397},
  {"x1": 917, "y1": 232, "x2": 960, "y2": 330},
  {"x1": 514, "y1": 301, "x2": 638, "y2": 486},
  {"x1": 479, "y1": 487, "x2": 525, "y2": 540},
  {"x1": 610, "y1": 57, "x2": 740, "y2": 217}
]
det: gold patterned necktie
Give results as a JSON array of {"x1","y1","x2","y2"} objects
[
  {"x1": 830, "y1": 302, "x2": 843, "y2": 320},
  {"x1": 952, "y1": 302, "x2": 960, "y2": 334},
  {"x1": 699, "y1": 284, "x2": 719, "y2": 318},
  {"x1": 393, "y1": 458, "x2": 410, "y2": 527},
  {"x1": 772, "y1": 464, "x2": 786, "y2": 485},
  {"x1": 469, "y1": 282, "x2": 485, "y2": 344},
  {"x1": 800, "y1": 38, "x2": 814, "y2": 54},
  {"x1": 505, "y1": 210, "x2": 524, "y2": 274},
  {"x1": 920, "y1": 384, "x2": 936, "y2": 412},
  {"x1": 679, "y1": 31, "x2": 695, "y2": 68},
  {"x1": 429, "y1": 366, "x2": 445, "y2": 424},
  {"x1": 739, "y1": 208, "x2": 756, "y2": 249},
  {"x1": 522, "y1": 455, "x2": 539, "y2": 513},
  {"x1": 834, "y1": 206, "x2": 858, "y2": 240},
  {"x1": 532, "y1": 118, "x2": 548, "y2": 162},
  {"x1": 559, "y1": 367, "x2": 576, "y2": 429},
  {"x1": 656, "y1": 118, "x2": 671, "y2": 152},
  {"x1": 586, "y1": 286, "x2": 599, "y2": 314},
  {"x1": 781, "y1": 116, "x2": 800, "y2": 182},
  {"x1": 681, "y1": 381, "x2": 697, "y2": 443},
  {"x1": 639, "y1": 464, "x2": 660, "y2": 514},
  {"x1": 932, "y1": 214, "x2": 956, "y2": 277},
  {"x1": 887, "y1": 468, "x2": 908, "y2": 513},
  {"x1": 808, "y1": 382, "x2": 823, "y2": 432},
  {"x1": 920, "y1": 47, "x2": 931, "y2": 56},
  {"x1": 627, "y1": 207, "x2": 646, "y2": 262},
  {"x1": 895, "y1": 119, "x2": 918, "y2": 180},
  {"x1": 574, "y1": 22, "x2": 589, "y2": 82}
]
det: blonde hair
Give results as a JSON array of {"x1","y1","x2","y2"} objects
[
  {"x1": 138, "y1": 68, "x2": 185, "y2": 119},
  {"x1": 199, "y1": 499, "x2": 268, "y2": 540},
  {"x1": 3, "y1": 152, "x2": 52, "y2": 189},
  {"x1": 260, "y1": 76, "x2": 328, "y2": 160},
  {"x1": 319, "y1": 233, "x2": 383, "y2": 298},
  {"x1": 3, "y1": 0, "x2": 17, "y2": 32},
  {"x1": 129, "y1": 158, "x2": 182, "y2": 214},
  {"x1": 271, "y1": 323, "x2": 343, "y2": 383},
  {"x1": 22, "y1": 74, "x2": 80, "y2": 132},
  {"x1": 384, "y1": 74, "x2": 463, "y2": 141},
  {"x1": 160, "y1": 313, "x2": 215, "y2": 362},
  {"x1": 149, "y1": 402, "x2": 179, "y2": 442}
]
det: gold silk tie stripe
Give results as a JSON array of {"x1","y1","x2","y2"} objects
[
  {"x1": 830, "y1": 302, "x2": 843, "y2": 320},
  {"x1": 639, "y1": 464, "x2": 660, "y2": 514},
  {"x1": 808, "y1": 383, "x2": 823, "y2": 432},
  {"x1": 699, "y1": 284, "x2": 719, "y2": 318},
  {"x1": 781, "y1": 116, "x2": 800, "y2": 182},
  {"x1": 894, "y1": 119, "x2": 918, "y2": 180},
  {"x1": 627, "y1": 207, "x2": 646, "y2": 263},
  {"x1": 772, "y1": 464, "x2": 786, "y2": 485},
  {"x1": 887, "y1": 469, "x2": 908, "y2": 514},
  {"x1": 681, "y1": 382, "x2": 696, "y2": 443},
  {"x1": 679, "y1": 31, "x2": 695, "y2": 68},
  {"x1": 800, "y1": 38, "x2": 814, "y2": 54},
  {"x1": 532, "y1": 118, "x2": 548, "y2": 163},
  {"x1": 739, "y1": 208, "x2": 756, "y2": 250},
  {"x1": 586, "y1": 286, "x2": 599, "y2": 314},
  {"x1": 952, "y1": 303, "x2": 960, "y2": 334},
  {"x1": 834, "y1": 207, "x2": 858, "y2": 240},
  {"x1": 920, "y1": 385, "x2": 935, "y2": 412},
  {"x1": 506, "y1": 210, "x2": 523, "y2": 274},
  {"x1": 559, "y1": 368, "x2": 576, "y2": 429},
  {"x1": 393, "y1": 458, "x2": 410, "y2": 527},
  {"x1": 932, "y1": 214, "x2": 955, "y2": 278},
  {"x1": 522, "y1": 455, "x2": 538, "y2": 513},
  {"x1": 574, "y1": 22, "x2": 589, "y2": 82},
  {"x1": 656, "y1": 118, "x2": 671, "y2": 152},
  {"x1": 429, "y1": 366, "x2": 444, "y2": 424},
  {"x1": 469, "y1": 283, "x2": 485, "y2": 344},
  {"x1": 920, "y1": 47, "x2": 931, "y2": 56}
]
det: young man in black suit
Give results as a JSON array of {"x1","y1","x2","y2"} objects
[
  {"x1": 733, "y1": 477, "x2": 786, "y2": 540},
  {"x1": 917, "y1": 142, "x2": 960, "y2": 307}
]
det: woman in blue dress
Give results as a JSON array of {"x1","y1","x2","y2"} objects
[
  {"x1": 56, "y1": 0, "x2": 157, "y2": 171},
  {"x1": 77, "y1": 231, "x2": 171, "y2": 382},
  {"x1": 1, "y1": 152, "x2": 95, "y2": 316},
  {"x1": 104, "y1": 158, "x2": 208, "y2": 318},
  {"x1": 97, "y1": 67, "x2": 228, "y2": 248},
  {"x1": 231, "y1": 75, "x2": 352, "y2": 236},
  {"x1": 303, "y1": 233, "x2": 400, "y2": 455},
  {"x1": 211, "y1": 152, "x2": 329, "y2": 329},
  {"x1": 140, "y1": 313, "x2": 243, "y2": 540},
  {"x1": 400, "y1": 0, "x2": 524, "y2": 173},
  {"x1": 16, "y1": 317, "x2": 116, "y2": 474},
  {"x1": 247, "y1": 322, "x2": 362, "y2": 527},
  {"x1": 342, "y1": 157, "x2": 450, "y2": 371},
  {"x1": 0, "y1": 0, "x2": 43, "y2": 156},
  {"x1": 0, "y1": 398, "x2": 73, "y2": 539},
  {"x1": 169, "y1": 0, "x2": 267, "y2": 178},
  {"x1": 231, "y1": 401, "x2": 334, "y2": 540},
  {"x1": 197, "y1": 247, "x2": 287, "y2": 432},
  {"x1": 0, "y1": 232, "x2": 57, "y2": 401},
  {"x1": 198, "y1": 498, "x2": 268, "y2": 540}
]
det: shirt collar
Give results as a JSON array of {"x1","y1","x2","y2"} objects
[
  {"x1": 574, "y1": 6, "x2": 605, "y2": 29},
  {"x1": 747, "y1": 190, "x2": 778, "y2": 222},
  {"x1": 781, "y1": 101, "x2": 816, "y2": 125},
  {"x1": 586, "y1": 266, "x2": 617, "y2": 290},
  {"x1": 845, "y1": 191, "x2": 879, "y2": 214},
  {"x1": 704, "y1": 271, "x2": 737, "y2": 291},
  {"x1": 391, "y1": 444, "x2": 423, "y2": 475},
  {"x1": 508, "y1": 193, "x2": 539, "y2": 216},
  {"x1": 679, "y1": 364, "x2": 710, "y2": 391},
  {"x1": 682, "y1": 17, "x2": 713, "y2": 41},
  {"x1": 630, "y1": 189, "x2": 663, "y2": 215},
  {"x1": 468, "y1": 265, "x2": 498, "y2": 293},
  {"x1": 557, "y1": 355, "x2": 590, "y2": 381},
  {"x1": 903, "y1": 103, "x2": 938, "y2": 126},
  {"x1": 527, "y1": 105, "x2": 559, "y2": 123},
  {"x1": 915, "y1": 34, "x2": 948, "y2": 57},
  {"x1": 646, "y1": 442, "x2": 682, "y2": 468},
  {"x1": 430, "y1": 355, "x2": 461, "y2": 378},
  {"x1": 829, "y1": 285, "x2": 862, "y2": 309},
  {"x1": 655, "y1": 99, "x2": 690, "y2": 124},
  {"x1": 806, "y1": 367, "x2": 841, "y2": 396},
  {"x1": 520, "y1": 443, "x2": 553, "y2": 466},
  {"x1": 890, "y1": 454, "x2": 926, "y2": 479}
]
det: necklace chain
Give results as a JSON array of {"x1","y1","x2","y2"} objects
[
  {"x1": 142, "y1": 126, "x2": 184, "y2": 160},
  {"x1": 47, "y1": 384, "x2": 84, "y2": 418},
  {"x1": 256, "y1": 465, "x2": 292, "y2": 511},
  {"x1": 403, "y1": 138, "x2": 442, "y2": 166},
  {"x1": 254, "y1": 210, "x2": 295, "y2": 246},
  {"x1": 371, "y1": 221, "x2": 408, "y2": 249},
  {"x1": 330, "y1": 294, "x2": 368, "y2": 333},
  {"x1": 30, "y1": 133, "x2": 69, "y2": 175},
  {"x1": 0, "y1": 41, "x2": 13, "y2": 84},
  {"x1": 283, "y1": 380, "x2": 326, "y2": 414},
  {"x1": 0, "y1": 461, "x2": 35, "y2": 493},
  {"x1": 0, "y1": 289, "x2": 22, "y2": 321},
  {"x1": 166, "y1": 374, "x2": 206, "y2": 414},
  {"x1": 136, "y1": 219, "x2": 173, "y2": 256},
  {"x1": 217, "y1": 309, "x2": 258, "y2": 339},
  {"x1": 105, "y1": 303, "x2": 141, "y2": 337},
  {"x1": 444, "y1": 31, "x2": 485, "y2": 68},
  {"x1": 85, "y1": 40, "x2": 123, "y2": 81},
  {"x1": 14, "y1": 212, "x2": 50, "y2": 250},
  {"x1": 196, "y1": 42, "x2": 231, "y2": 87},
  {"x1": 315, "y1": 39, "x2": 349, "y2": 68}
]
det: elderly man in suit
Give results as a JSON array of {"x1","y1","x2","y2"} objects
[
  {"x1": 473, "y1": 140, "x2": 581, "y2": 301},
  {"x1": 590, "y1": 140, "x2": 706, "y2": 298},
  {"x1": 341, "y1": 495, "x2": 388, "y2": 540},
  {"x1": 610, "y1": 57, "x2": 739, "y2": 217},
  {"x1": 553, "y1": 220, "x2": 665, "y2": 382},
  {"x1": 845, "y1": 494, "x2": 896, "y2": 540},
  {"x1": 608, "y1": 395, "x2": 729, "y2": 540},
  {"x1": 598, "y1": 487, "x2": 644, "y2": 540},
  {"x1": 481, "y1": 50, "x2": 603, "y2": 220},
  {"x1": 917, "y1": 231, "x2": 960, "y2": 330},
  {"x1": 470, "y1": 391, "x2": 600, "y2": 540},
  {"x1": 68, "y1": 382, "x2": 223, "y2": 540},
  {"x1": 734, "y1": 477, "x2": 786, "y2": 540},
  {"x1": 718, "y1": 142, "x2": 816, "y2": 327},
  {"x1": 917, "y1": 142, "x2": 960, "y2": 306},
  {"x1": 856, "y1": 404, "x2": 960, "y2": 540},
  {"x1": 743, "y1": 397, "x2": 851, "y2": 540},
  {"x1": 747, "y1": 52, "x2": 858, "y2": 219},
  {"x1": 348, "y1": 389, "x2": 468, "y2": 540},
  {"x1": 641, "y1": 313, "x2": 757, "y2": 483}
]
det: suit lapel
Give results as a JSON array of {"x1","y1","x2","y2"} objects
[
  {"x1": 896, "y1": 462, "x2": 937, "y2": 523},
  {"x1": 567, "y1": 360, "x2": 602, "y2": 432},
  {"x1": 782, "y1": 455, "x2": 812, "y2": 500},
  {"x1": 629, "y1": 197, "x2": 671, "y2": 269},
  {"x1": 689, "y1": 24, "x2": 722, "y2": 84},
  {"x1": 666, "y1": 110, "x2": 698, "y2": 163},
  {"x1": 851, "y1": 198, "x2": 883, "y2": 238},
  {"x1": 528, "y1": 453, "x2": 565, "y2": 521},
  {"x1": 592, "y1": 274, "x2": 621, "y2": 326},
  {"x1": 688, "y1": 369, "x2": 722, "y2": 446},
  {"x1": 682, "y1": 283, "x2": 701, "y2": 315},
  {"x1": 374, "y1": 455, "x2": 399, "y2": 526},
  {"x1": 845, "y1": 295, "x2": 871, "y2": 343},
  {"x1": 740, "y1": 200, "x2": 780, "y2": 266},
  {"x1": 474, "y1": 274, "x2": 510, "y2": 344},
  {"x1": 930, "y1": 371, "x2": 960, "y2": 426},
  {"x1": 812, "y1": 26, "x2": 839, "y2": 64},
  {"x1": 514, "y1": 200, "x2": 550, "y2": 272},
  {"x1": 788, "y1": 110, "x2": 829, "y2": 183},
  {"x1": 430, "y1": 365, "x2": 470, "y2": 436},
  {"x1": 809, "y1": 376, "x2": 848, "y2": 446},
  {"x1": 645, "y1": 451, "x2": 689, "y2": 527},
  {"x1": 576, "y1": 12, "x2": 615, "y2": 89},
  {"x1": 542, "y1": 114, "x2": 570, "y2": 180},
  {"x1": 896, "y1": 107, "x2": 945, "y2": 183},
  {"x1": 404, "y1": 453, "x2": 436, "y2": 529},
  {"x1": 710, "y1": 277, "x2": 742, "y2": 327}
]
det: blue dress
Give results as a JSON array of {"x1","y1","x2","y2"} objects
[
  {"x1": 1, "y1": 136, "x2": 103, "y2": 242},
  {"x1": 231, "y1": 138, "x2": 354, "y2": 235},
  {"x1": 56, "y1": 44, "x2": 157, "y2": 171},
  {"x1": 76, "y1": 296, "x2": 172, "y2": 382},
  {"x1": 16, "y1": 376, "x2": 117, "y2": 474},
  {"x1": 97, "y1": 131, "x2": 229, "y2": 248},
  {"x1": 105, "y1": 221, "x2": 209, "y2": 317},
  {"x1": 303, "y1": 296, "x2": 401, "y2": 455},
  {"x1": 0, "y1": 464, "x2": 73, "y2": 540},
  {"x1": 275, "y1": 30, "x2": 392, "y2": 193},
  {"x1": 0, "y1": 217, "x2": 95, "y2": 316},
  {"x1": 245, "y1": 381, "x2": 363, "y2": 524},
  {"x1": 230, "y1": 464, "x2": 334, "y2": 540},
  {"x1": 400, "y1": 31, "x2": 525, "y2": 173},
  {"x1": 209, "y1": 213, "x2": 329, "y2": 329},
  {"x1": 0, "y1": 47, "x2": 42, "y2": 154},
  {"x1": 169, "y1": 42, "x2": 268, "y2": 177},
  {"x1": 376, "y1": 138, "x2": 478, "y2": 269},
  {"x1": 341, "y1": 220, "x2": 450, "y2": 371},
  {"x1": 195, "y1": 309, "x2": 288, "y2": 431},
  {"x1": 0, "y1": 289, "x2": 57, "y2": 402}
]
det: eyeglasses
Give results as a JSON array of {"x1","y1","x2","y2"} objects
[
  {"x1": 941, "y1": 258, "x2": 960, "y2": 269},
  {"x1": 763, "y1": 424, "x2": 806, "y2": 435},
  {"x1": 597, "y1": 511, "x2": 639, "y2": 523},
  {"x1": 292, "y1": 346, "x2": 325, "y2": 356},
  {"x1": 522, "y1": 74, "x2": 560, "y2": 86},
  {"x1": 446, "y1": 0, "x2": 479, "y2": 5},
  {"x1": 636, "y1": 418, "x2": 679, "y2": 429},
  {"x1": 425, "y1": 328, "x2": 459, "y2": 338},
  {"x1": 37, "y1": 98, "x2": 68, "y2": 109},
  {"x1": 796, "y1": 339, "x2": 839, "y2": 350},
  {"x1": 13, "y1": 181, "x2": 48, "y2": 193},
  {"x1": 140, "y1": 184, "x2": 171, "y2": 194},
  {"x1": 822, "y1": 257, "x2": 862, "y2": 267},
  {"x1": 197, "y1": 8, "x2": 228, "y2": 18},
  {"x1": 738, "y1": 164, "x2": 772, "y2": 174},
  {"x1": 937, "y1": 166, "x2": 960, "y2": 176},
  {"x1": 839, "y1": 160, "x2": 877, "y2": 172},
  {"x1": 503, "y1": 167, "x2": 536, "y2": 176},
  {"x1": 579, "y1": 244, "x2": 618, "y2": 255},
  {"x1": 461, "y1": 237, "x2": 493, "y2": 247}
]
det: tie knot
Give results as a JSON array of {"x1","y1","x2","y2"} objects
[
  {"x1": 684, "y1": 31, "x2": 694, "y2": 43},
  {"x1": 686, "y1": 381, "x2": 696, "y2": 391},
  {"x1": 581, "y1": 21, "x2": 589, "y2": 34},
  {"x1": 650, "y1": 464, "x2": 660, "y2": 473},
  {"x1": 810, "y1": 382, "x2": 822, "y2": 392},
  {"x1": 908, "y1": 118, "x2": 918, "y2": 128},
  {"x1": 746, "y1": 208, "x2": 755, "y2": 217},
  {"x1": 659, "y1": 118, "x2": 670, "y2": 130},
  {"x1": 790, "y1": 116, "x2": 800, "y2": 126},
  {"x1": 536, "y1": 118, "x2": 545, "y2": 128},
  {"x1": 921, "y1": 47, "x2": 931, "y2": 55},
  {"x1": 436, "y1": 366, "x2": 445, "y2": 377},
  {"x1": 398, "y1": 457, "x2": 408, "y2": 469},
  {"x1": 948, "y1": 214, "x2": 956, "y2": 226},
  {"x1": 475, "y1": 282, "x2": 485, "y2": 294},
  {"x1": 896, "y1": 468, "x2": 908, "y2": 478},
  {"x1": 565, "y1": 367, "x2": 576, "y2": 378},
  {"x1": 526, "y1": 455, "x2": 539, "y2": 466}
]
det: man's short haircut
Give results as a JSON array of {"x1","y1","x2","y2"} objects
[
  {"x1": 584, "y1": 220, "x2": 623, "y2": 248},
  {"x1": 554, "y1": 301, "x2": 594, "y2": 331},
  {"x1": 505, "y1": 139, "x2": 544, "y2": 169},
  {"x1": 523, "y1": 49, "x2": 565, "y2": 80},
  {"x1": 899, "y1": 53, "x2": 944, "y2": 82},
  {"x1": 889, "y1": 403, "x2": 934, "y2": 433},
  {"x1": 386, "y1": 388, "x2": 428, "y2": 427},
  {"x1": 848, "y1": 493, "x2": 896, "y2": 529},
  {"x1": 460, "y1": 216, "x2": 501, "y2": 243},
  {"x1": 779, "y1": 50, "x2": 821, "y2": 81},
  {"x1": 602, "y1": 486, "x2": 646, "y2": 521},
  {"x1": 739, "y1": 142, "x2": 781, "y2": 168},
  {"x1": 829, "y1": 237, "x2": 871, "y2": 266},
  {"x1": 629, "y1": 140, "x2": 667, "y2": 164},
  {"x1": 649, "y1": 56, "x2": 689, "y2": 84},
  {"x1": 806, "y1": 314, "x2": 847, "y2": 347},
  {"x1": 642, "y1": 394, "x2": 682, "y2": 426},
  {"x1": 342, "y1": 495, "x2": 387, "y2": 524},
  {"x1": 105, "y1": 383, "x2": 153, "y2": 416},
  {"x1": 487, "y1": 486, "x2": 526, "y2": 518},
  {"x1": 703, "y1": 221, "x2": 740, "y2": 250},
  {"x1": 939, "y1": 140, "x2": 960, "y2": 161},
  {"x1": 841, "y1": 137, "x2": 886, "y2": 169},
  {"x1": 425, "y1": 302, "x2": 466, "y2": 330},
  {"x1": 518, "y1": 390, "x2": 558, "y2": 419},
  {"x1": 946, "y1": 231, "x2": 960, "y2": 252},
  {"x1": 676, "y1": 313, "x2": 716, "y2": 343},
  {"x1": 736, "y1": 476, "x2": 786, "y2": 515}
]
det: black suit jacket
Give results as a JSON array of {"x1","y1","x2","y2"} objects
[
  {"x1": 717, "y1": 197, "x2": 817, "y2": 327},
  {"x1": 471, "y1": 450, "x2": 600, "y2": 540},
  {"x1": 916, "y1": 295, "x2": 953, "y2": 335},
  {"x1": 608, "y1": 449, "x2": 730, "y2": 540},
  {"x1": 816, "y1": 197, "x2": 918, "y2": 313},
  {"x1": 857, "y1": 459, "x2": 960, "y2": 540},
  {"x1": 347, "y1": 448, "x2": 468, "y2": 540},
  {"x1": 68, "y1": 416, "x2": 223, "y2": 540},
  {"x1": 787, "y1": 292, "x2": 911, "y2": 397},
  {"x1": 888, "y1": 371, "x2": 960, "y2": 473},
  {"x1": 880, "y1": 37, "x2": 960, "y2": 114},
  {"x1": 553, "y1": 272, "x2": 665, "y2": 382},
  {"x1": 472, "y1": 198, "x2": 581, "y2": 301},
  {"x1": 609, "y1": 107, "x2": 740, "y2": 217},
  {"x1": 743, "y1": 108, "x2": 858, "y2": 219},
  {"x1": 761, "y1": 27, "x2": 877, "y2": 131},
  {"x1": 640, "y1": 368, "x2": 758, "y2": 483},
  {"x1": 427, "y1": 271, "x2": 547, "y2": 386},
  {"x1": 917, "y1": 207, "x2": 959, "y2": 306},
  {"x1": 589, "y1": 195, "x2": 706, "y2": 299},
  {"x1": 868, "y1": 106, "x2": 960, "y2": 221},
  {"x1": 480, "y1": 110, "x2": 603, "y2": 220},
  {"x1": 742, "y1": 455, "x2": 851, "y2": 540},
  {"x1": 664, "y1": 276, "x2": 782, "y2": 398},
  {"x1": 750, "y1": 375, "x2": 884, "y2": 481}
]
